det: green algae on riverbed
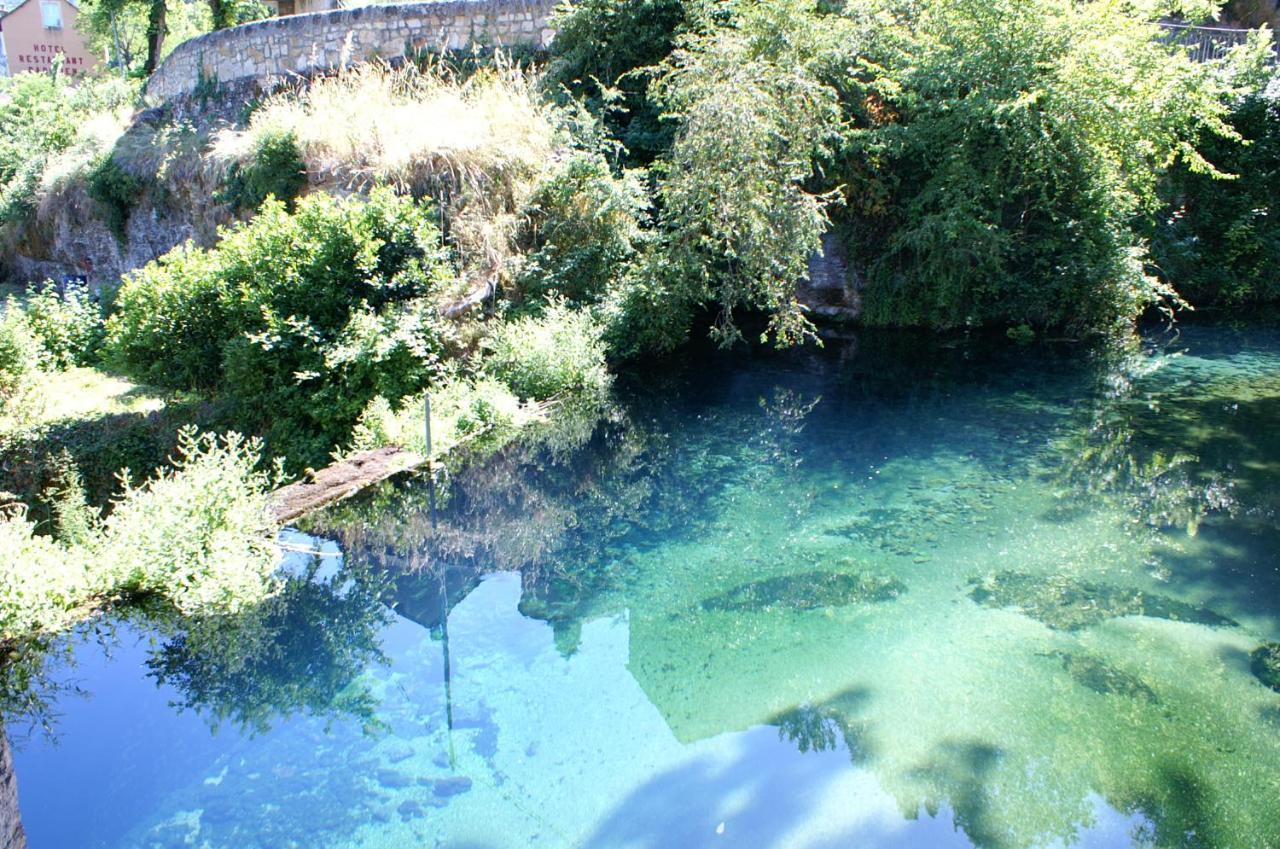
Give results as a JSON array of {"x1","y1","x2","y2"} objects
[
  {"x1": 698, "y1": 570, "x2": 905, "y2": 613},
  {"x1": 967, "y1": 570, "x2": 1238, "y2": 631}
]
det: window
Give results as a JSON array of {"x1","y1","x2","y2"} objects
[{"x1": 40, "y1": 1, "x2": 63, "y2": 29}]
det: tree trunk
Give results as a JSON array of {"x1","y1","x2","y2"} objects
[
  {"x1": 209, "y1": 0, "x2": 232, "y2": 30},
  {"x1": 143, "y1": 0, "x2": 167, "y2": 75}
]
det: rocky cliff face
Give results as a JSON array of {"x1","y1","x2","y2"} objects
[
  {"x1": 5, "y1": 189, "x2": 209, "y2": 288},
  {"x1": 0, "y1": 733, "x2": 26, "y2": 849},
  {"x1": 797, "y1": 231, "x2": 861, "y2": 322}
]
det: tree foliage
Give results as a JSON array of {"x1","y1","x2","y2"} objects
[
  {"x1": 551, "y1": 0, "x2": 1273, "y2": 344},
  {"x1": 836, "y1": 0, "x2": 1263, "y2": 332},
  {"x1": 647, "y1": 0, "x2": 846, "y2": 347},
  {"x1": 545, "y1": 0, "x2": 693, "y2": 164},
  {"x1": 1153, "y1": 70, "x2": 1280, "y2": 307}
]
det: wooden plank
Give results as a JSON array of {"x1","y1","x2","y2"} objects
[{"x1": 269, "y1": 446, "x2": 425, "y2": 524}]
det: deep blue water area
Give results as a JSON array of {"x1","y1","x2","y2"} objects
[{"x1": 7, "y1": 324, "x2": 1280, "y2": 849}]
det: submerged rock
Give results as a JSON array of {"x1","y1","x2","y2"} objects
[
  {"x1": 432, "y1": 776, "x2": 473, "y2": 798},
  {"x1": 1251, "y1": 643, "x2": 1280, "y2": 692},
  {"x1": 699, "y1": 571, "x2": 905, "y2": 613},
  {"x1": 397, "y1": 799, "x2": 425, "y2": 820},
  {"x1": 1044, "y1": 651, "x2": 1159, "y2": 703},
  {"x1": 382, "y1": 741, "x2": 414, "y2": 764},
  {"x1": 967, "y1": 571, "x2": 1236, "y2": 631},
  {"x1": 375, "y1": 768, "x2": 412, "y2": 789}
]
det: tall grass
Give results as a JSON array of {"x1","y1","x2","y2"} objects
[{"x1": 215, "y1": 60, "x2": 561, "y2": 294}]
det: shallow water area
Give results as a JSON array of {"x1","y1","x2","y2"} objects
[{"x1": 7, "y1": 324, "x2": 1280, "y2": 849}]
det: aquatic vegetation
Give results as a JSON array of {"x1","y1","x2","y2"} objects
[
  {"x1": 1042, "y1": 651, "x2": 1159, "y2": 704},
  {"x1": 699, "y1": 570, "x2": 905, "y2": 614},
  {"x1": 1252, "y1": 643, "x2": 1280, "y2": 692},
  {"x1": 968, "y1": 571, "x2": 1237, "y2": 631}
]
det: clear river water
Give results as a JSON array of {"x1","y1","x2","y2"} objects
[{"x1": 6, "y1": 323, "x2": 1280, "y2": 849}]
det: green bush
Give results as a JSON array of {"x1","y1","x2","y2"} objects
[
  {"x1": 87, "y1": 154, "x2": 145, "y2": 243},
  {"x1": 0, "y1": 302, "x2": 46, "y2": 430},
  {"x1": 106, "y1": 189, "x2": 454, "y2": 468},
  {"x1": 518, "y1": 153, "x2": 649, "y2": 306},
  {"x1": 1153, "y1": 73, "x2": 1280, "y2": 308},
  {"x1": 219, "y1": 128, "x2": 308, "y2": 212},
  {"x1": 486, "y1": 302, "x2": 611, "y2": 400},
  {"x1": 837, "y1": 0, "x2": 1253, "y2": 332},
  {"x1": 0, "y1": 429, "x2": 279, "y2": 643},
  {"x1": 23, "y1": 282, "x2": 105, "y2": 368}
]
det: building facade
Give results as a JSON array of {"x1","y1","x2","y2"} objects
[{"x1": 0, "y1": 0, "x2": 95, "y2": 77}]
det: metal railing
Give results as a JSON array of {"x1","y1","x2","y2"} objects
[{"x1": 1156, "y1": 21, "x2": 1276, "y2": 64}]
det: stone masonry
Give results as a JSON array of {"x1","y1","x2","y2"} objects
[{"x1": 144, "y1": 0, "x2": 557, "y2": 104}]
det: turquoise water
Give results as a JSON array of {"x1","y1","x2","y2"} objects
[{"x1": 7, "y1": 324, "x2": 1280, "y2": 849}]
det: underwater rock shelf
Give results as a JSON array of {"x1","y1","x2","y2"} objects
[{"x1": 270, "y1": 447, "x2": 424, "y2": 524}]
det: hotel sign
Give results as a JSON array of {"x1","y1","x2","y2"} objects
[
  {"x1": 11, "y1": 42, "x2": 88, "y2": 74},
  {"x1": 0, "y1": 0, "x2": 96, "y2": 77}
]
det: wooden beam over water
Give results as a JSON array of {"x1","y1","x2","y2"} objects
[{"x1": 269, "y1": 446, "x2": 424, "y2": 524}]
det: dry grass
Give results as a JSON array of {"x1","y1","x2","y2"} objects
[
  {"x1": 215, "y1": 60, "x2": 563, "y2": 295},
  {"x1": 30, "y1": 105, "x2": 133, "y2": 231}
]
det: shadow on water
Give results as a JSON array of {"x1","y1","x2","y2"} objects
[{"x1": 1158, "y1": 520, "x2": 1280, "y2": 637}]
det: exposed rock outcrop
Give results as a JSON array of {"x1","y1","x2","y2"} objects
[{"x1": 0, "y1": 732, "x2": 26, "y2": 849}]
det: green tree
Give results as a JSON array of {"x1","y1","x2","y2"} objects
[
  {"x1": 837, "y1": 0, "x2": 1261, "y2": 332},
  {"x1": 642, "y1": 0, "x2": 847, "y2": 348},
  {"x1": 545, "y1": 0, "x2": 694, "y2": 165}
]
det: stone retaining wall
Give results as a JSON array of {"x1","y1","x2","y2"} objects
[{"x1": 145, "y1": 0, "x2": 556, "y2": 104}]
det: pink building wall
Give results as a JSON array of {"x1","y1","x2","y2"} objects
[{"x1": 0, "y1": 0, "x2": 95, "y2": 77}]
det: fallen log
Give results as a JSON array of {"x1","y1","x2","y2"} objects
[{"x1": 269, "y1": 446, "x2": 425, "y2": 524}]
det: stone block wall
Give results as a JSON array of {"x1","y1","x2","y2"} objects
[{"x1": 145, "y1": 0, "x2": 556, "y2": 104}]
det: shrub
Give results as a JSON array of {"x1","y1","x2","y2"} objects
[
  {"x1": 349, "y1": 376, "x2": 532, "y2": 459},
  {"x1": 517, "y1": 153, "x2": 649, "y2": 306},
  {"x1": 100, "y1": 429, "x2": 280, "y2": 615},
  {"x1": 105, "y1": 189, "x2": 455, "y2": 469},
  {"x1": 0, "y1": 303, "x2": 47, "y2": 431},
  {"x1": 219, "y1": 127, "x2": 307, "y2": 212},
  {"x1": 0, "y1": 73, "x2": 138, "y2": 229},
  {"x1": 86, "y1": 154, "x2": 145, "y2": 243},
  {"x1": 0, "y1": 428, "x2": 279, "y2": 643},
  {"x1": 485, "y1": 302, "x2": 611, "y2": 400},
  {"x1": 23, "y1": 281, "x2": 105, "y2": 368},
  {"x1": 838, "y1": 0, "x2": 1257, "y2": 332}
]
